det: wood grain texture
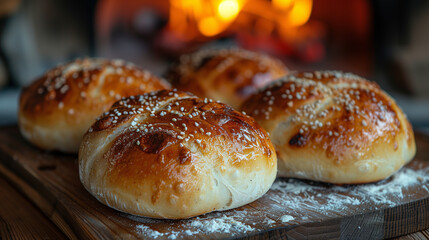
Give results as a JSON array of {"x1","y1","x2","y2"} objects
[
  {"x1": 0, "y1": 174, "x2": 67, "y2": 240},
  {"x1": 394, "y1": 229, "x2": 429, "y2": 240},
  {"x1": 0, "y1": 126, "x2": 428, "y2": 239}
]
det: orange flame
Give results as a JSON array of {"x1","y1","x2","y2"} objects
[
  {"x1": 168, "y1": 0, "x2": 313, "y2": 39},
  {"x1": 276, "y1": 0, "x2": 313, "y2": 27}
]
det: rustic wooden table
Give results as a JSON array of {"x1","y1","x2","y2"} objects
[
  {"x1": 1, "y1": 125, "x2": 429, "y2": 239},
  {"x1": 0, "y1": 172, "x2": 428, "y2": 239}
]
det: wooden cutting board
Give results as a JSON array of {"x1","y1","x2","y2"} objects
[{"x1": 0, "y1": 125, "x2": 428, "y2": 239}]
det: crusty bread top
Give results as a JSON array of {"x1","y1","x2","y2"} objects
[
  {"x1": 165, "y1": 48, "x2": 287, "y2": 109},
  {"x1": 89, "y1": 89, "x2": 274, "y2": 163},
  {"x1": 20, "y1": 58, "x2": 170, "y2": 119},
  {"x1": 241, "y1": 71, "x2": 415, "y2": 178}
]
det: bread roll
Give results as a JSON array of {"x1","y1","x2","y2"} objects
[
  {"x1": 79, "y1": 90, "x2": 276, "y2": 219},
  {"x1": 19, "y1": 58, "x2": 170, "y2": 153},
  {"x1": 165, "y1": 48, "x2": 287, "y2": 109},
  {"x1": 241, "y1": 71, "x2": 416, "y2": 184}
]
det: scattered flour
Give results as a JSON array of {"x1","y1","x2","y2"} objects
[
  {"x1": 135, "y1": 225, "x2": 164, "y2": 238},
  {"x1": 269, "y1": 167, "x2": 429, "y2": 214},
  {"x1": 280, "y1": 215, "x2": 295, "y2": 223},
  {"x1": 189, "y1": 216, "x2": 254, "y2": 233},
  {"x1": 135, "y1": 215, "x2": 253, "y2": 239},
  {"x1": 132, "y1": 167, "x2": 429, "y2": 239},
  {"x1": 264, "y1": 218, "x2": 276, "y2": 225}
]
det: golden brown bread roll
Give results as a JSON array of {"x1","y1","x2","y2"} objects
[
  {"x1": 79, "y1": 90, "x2": 276, "y2": 219},
  {"x1": 241, "y1": 71, "x2": 416, "y2": 184},
  {"x1": 165, "y1": 48, "x2": 288, "y2": 109},
  {"x1": 19, "y1": 58, "x2": 170, "y2": 153}
]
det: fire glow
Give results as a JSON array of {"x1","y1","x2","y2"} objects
[{"x1": 168, "y1": 0, "x2": 313, "y2": 39}]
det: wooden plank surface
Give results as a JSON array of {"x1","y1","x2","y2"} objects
[
  {"x1": 0, "y1": 173, "x2": 67, "y2": 240},
  {"x1": 0, "y1": 125, "x2": 428, "y2": 239},
  {"x1": 394, "y1": 229, "x2": 429, "y2": 240}
]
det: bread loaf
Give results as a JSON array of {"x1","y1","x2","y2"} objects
[
  {"x1": 19, "y1": 58, "x2": 170, "y2": 153},
  {"x1": 241, "y1": 71, "x2": 416, "y2": 184},
  {"x1": 79, "y1": 90, "x2": 277, "y2": 219},
  {"x1": 165, "y1": 48, "x2": 287, "y2": 109}
]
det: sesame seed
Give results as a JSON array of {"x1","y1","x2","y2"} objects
[{"x1": 60, "y1": 85, "x2": 69, "y2": 94}]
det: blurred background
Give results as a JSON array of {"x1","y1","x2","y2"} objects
[{"x1": 0, "y1": 0, "x2": 429, "y2": 132}]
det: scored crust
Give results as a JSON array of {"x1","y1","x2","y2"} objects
[
  {"x1": 165, "y1": 48, "x2": 288, "y2": 109},
  {"x1": 79, "y1": 90, "x2": 277, "y2": 219},
  {"x1": 18, "y1": 58, "x2": 170, "y2": 153},
  {"x1": 241, "y1": 71, "x2": 416, "y2": 184}
]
